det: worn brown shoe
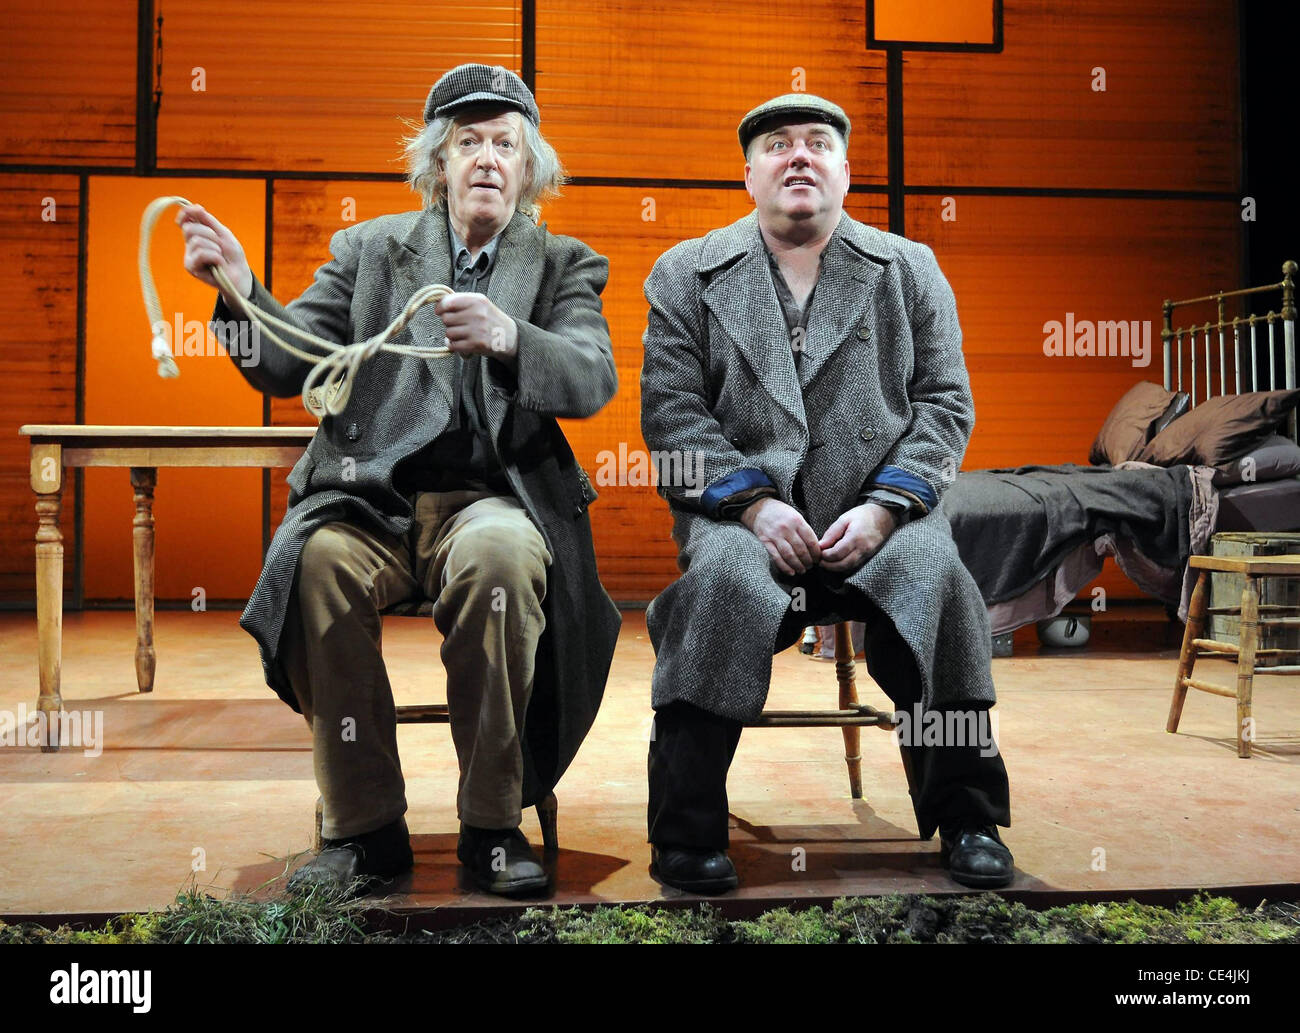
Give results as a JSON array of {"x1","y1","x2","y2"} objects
[
  {"x1": 286, "y1": 817, "x2": 413, "y2": 898},
  {"x1": 457, "y1": 825, "x2": 549, "y2": 897}
]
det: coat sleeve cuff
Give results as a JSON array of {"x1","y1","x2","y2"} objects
[
  {"x1": 701, "y1": 468, "x2": 775, "y2": 518},
  {"x1": 865, "y1": 464, "x2": 937, "y2": 513}
]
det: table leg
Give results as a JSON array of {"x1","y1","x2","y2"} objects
[
  {"x1": 130, "y1": 467, "x2": 157, "y2": 694},
  {"x1": 35, "y1": 490, "x2": 64, "y2": 752},
  {"x1": 31, "y1": 442, "x2": 65, "y2": 751}
]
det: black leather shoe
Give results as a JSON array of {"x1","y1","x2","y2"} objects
[
  {"x1": 939, "y1": 823, "x2": 1014, "y2": 889},
  {"x1": 457, "y1": 825, "x2": 549, "y2": 897},
  {"x1": 650, "y1": 846, "x2": 738, "y2": 894},
  {"x1": 287, "y1": 817, "x2": 413, "y2": 898}
]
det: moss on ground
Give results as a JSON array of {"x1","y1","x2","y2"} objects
[{"x1": 3, "y1": 891, "x2": 1297, "y2": 945}]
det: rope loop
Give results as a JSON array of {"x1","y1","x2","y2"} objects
[{"x1": 139, "y1": 195, "x2": 455, "y2": 419}]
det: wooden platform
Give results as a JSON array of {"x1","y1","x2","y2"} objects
[{"x1": 1, "y1": 607, "x2": 1298, "y2": 921}]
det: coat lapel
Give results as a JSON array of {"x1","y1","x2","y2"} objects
[
  {"x1": 479, "y1": 212, "x2": 545, "y2": 444},
  {"x1": 700, "y1": 213, "x2": 807, "y2": 431},
  {"x1": 384, "y1": 206, "x2": 544, "y2": 435},
  {"x1": 797, "y1": 213, "x2": 884, "y2": 390},
  {"x1": 387, "y1": 207, "x2": 456, "y2": 414}
]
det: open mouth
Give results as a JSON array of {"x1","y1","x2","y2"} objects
[{"x1": 784, "y1": 176, "x2": 816, "y2": 188}]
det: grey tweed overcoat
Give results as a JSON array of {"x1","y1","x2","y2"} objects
[
  {"x1": 210, "y1": 203, "x2": 622, "y2": 803},
  {"x1": 639, "y1": 209, "x2": 995, "y2": 722}
]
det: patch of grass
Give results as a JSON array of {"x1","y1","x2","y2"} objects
[{"x1": 4, "y1": 891, "x2": 1299, "y2": 945}]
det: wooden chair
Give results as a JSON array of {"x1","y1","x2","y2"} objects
[
  {"x1": 1167, "y1": 553, "x2": 1300, "y2": 757},
  {"x1": 311, "y1": 600, "x2": 558, "y2": 853},
  {"x1": 746, "y1": 621, "x2": 924, "y2": 833}
]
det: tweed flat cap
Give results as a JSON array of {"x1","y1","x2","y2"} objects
[
  {"x1": 423, "y1": 63, "x2": 540, "y2": 126},
  {"x1": 737, "y1": 93, "x2": 850, "y2": 154}
]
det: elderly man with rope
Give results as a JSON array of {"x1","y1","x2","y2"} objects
[{"x1": 177, "y1": 65, "x2": 620, "y2": 898}]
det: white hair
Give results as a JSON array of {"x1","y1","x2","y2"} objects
[{"x1": 400, "y1": 108, "x2": 566, "y2": 219}]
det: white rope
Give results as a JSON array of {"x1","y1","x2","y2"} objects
[{"x1": 139, "y1": 195, "x2": 456, "y2": 419}]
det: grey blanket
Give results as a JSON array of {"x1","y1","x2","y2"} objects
[{"x1": 945, "y1": 463, "x2": 1193, "y2": 604}]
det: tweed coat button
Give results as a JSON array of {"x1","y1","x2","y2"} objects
[
  {"x1": 856, "y1": 326, "x2": 871, "y2": 340},
  {"x1": 346, "y1": 423, "x2": 360, "y2": 441},
  {"x1": 859, "y1": 427, "x2": 876, "y2": 441}
]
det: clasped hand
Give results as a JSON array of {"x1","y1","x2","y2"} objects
[
  {"x1": 741, "y1": 498, "x2": 897, "y2": 576},
  {"x1": 434, "y1": 293, "x2": 518, "y2": 362}
]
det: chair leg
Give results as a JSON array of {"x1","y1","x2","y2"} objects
[
  {"x1": 1167, "y1": 570, "x2": 1208, "y2": 733},
  {"x1": 834, "y1": 623, "x2": 863, "y2": 799},
  {"x1": 535, "y1": 791, "x2": 559, "y2": 854},
  {"x1": 312, "y1": 796, "x2": 324, "y2": 853},
  {"x1": 1236, "y1": 577, "x2": 1259, "y2": 759}
]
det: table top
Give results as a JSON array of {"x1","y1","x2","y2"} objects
[{"x1": 20, "y1": 424, "x2": 317, "y2": 440}]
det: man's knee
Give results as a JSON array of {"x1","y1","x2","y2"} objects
[
  {"x1": 440, "y1": 514, "x2": 550, "y2": 612},
  {"x1": 296, "y1": 522, "x2": 371, "y2": 599}
]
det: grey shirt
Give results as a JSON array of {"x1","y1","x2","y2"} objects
[{"x1": 392, "y1": 221, "x2": 514, "y2": 496}]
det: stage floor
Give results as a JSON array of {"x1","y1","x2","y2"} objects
[{"x1": 2, "y1": 607, "x2": 1297, "y2": 921}]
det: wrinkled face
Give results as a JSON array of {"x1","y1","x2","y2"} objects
[
  {"x1": 744, "y1": 118, "x2": 850, "y2": 228},
  {"x1": 440, "y1": 107, "x2": 527, "y2": 233}
]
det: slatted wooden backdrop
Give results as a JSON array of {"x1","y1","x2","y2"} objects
[{"x1": 1, "y1": 0, "x2": 1243, "y2": 607}]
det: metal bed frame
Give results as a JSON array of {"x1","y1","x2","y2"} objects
[{"x1": 1162, "y1": 259, "x2": 1298, "y2": 442}]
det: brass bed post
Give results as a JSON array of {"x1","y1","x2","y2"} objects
[
  {"x1": 1283, "y1": 260, "x2": 1297, "y2": 441},
  {"x1": 1170, "y1": 302, "x2": 1180, "y2": 395}
]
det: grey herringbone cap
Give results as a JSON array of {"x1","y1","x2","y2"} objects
[
  {"x1": 424, "y1": 63, "x2": 540, "y2": 126},
  {"x1": 737, "y1": 93, "x2": 850, "y2": 154}
]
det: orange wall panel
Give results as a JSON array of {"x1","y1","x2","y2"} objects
[
  {"x1": 0, "y1": 1, "x2": 135, "y2": 166},
  {"x1": 903, "y1": 0, "x2": 1240, "y2": 191},
  {"x1": 0, "y1": 175, "x2": 81, "y2": 603},
  {"x1": 155, "y1": 2, "x2": 522, "y2": 172},
  {"x1": 82, "y1": 176, "x2": 265, "y2": 602},
  {"x1": 536, "y1": 0, "x2": 889, "y2": 185}
]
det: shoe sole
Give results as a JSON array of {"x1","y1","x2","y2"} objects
[
  {"x1": 939, "y1": 845, "x2": 1014, "y2": 889},
  {"x1": 649, "y1": 863, "x2": 738, "y2": 895},
  {"x1": 465, "y1": 872, "x2": 550, "y2": 897}
]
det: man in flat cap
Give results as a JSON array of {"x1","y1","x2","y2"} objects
[
  {"x1": 640, "y1": 93, "x2": 1013, "y2": 892},
  {"x1": 178, "y1": 63, "x2": 620, "y2": 898}
]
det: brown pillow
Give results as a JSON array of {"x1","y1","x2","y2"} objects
[
  {"x1": 1089, "y1": 382, "x2": 1191, "y2": 465},
  {"x1": 1137, "y1": 389, "x2": 1300, "y2": 466}
]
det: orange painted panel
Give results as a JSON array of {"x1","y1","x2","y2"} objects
[
  {"x1": 0, "y1": 174, "x2": 80, "y2": 603},
  {"x1": 903, "y1": 0, "x2": 1240, "y2": 191},
  {"x1": 155, "y1": 2, "x2": 522, "y2": 172},
  {"x1": 0, "y1": 1, "x2": 135, "y2": 166},
  {"x1": 873, "y1": 0, "x2": 996, "y2": 44},
  {"x1": 536, "y1": 0, "x2": 889, "y2": 185},
  {"x1": 907, "y1": 192, "x2": 1241, "y2": 600},
  {"x1": 83, "y1": 176, "x2": 265, "y2": 602}
]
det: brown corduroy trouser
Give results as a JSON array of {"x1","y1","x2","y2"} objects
[{"x1": 278, "y1": 489, "x2": 551, "y2": 840}]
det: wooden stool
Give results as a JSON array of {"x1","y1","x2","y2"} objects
[
  {"x1": 1167, "y1": 554, "x2": 1300, "y2": 757},
  {"x1": 312, "y1": 602, "x2": 559, "y2": 854},
  {"x1": 746, "y1": 622, "x2": 924, "y2": 834}
]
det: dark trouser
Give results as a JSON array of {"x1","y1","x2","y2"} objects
[{"x1": 647, "y1": 581, "x2": 1011, "y2": 849}]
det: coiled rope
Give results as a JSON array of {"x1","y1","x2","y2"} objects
[{"x1": 139, "y1": 195, "x2": 456, "y2": 419}]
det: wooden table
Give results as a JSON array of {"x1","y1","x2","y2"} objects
[{"x1": 19, "y1": 425, "x2": 315, "y2": 751}]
